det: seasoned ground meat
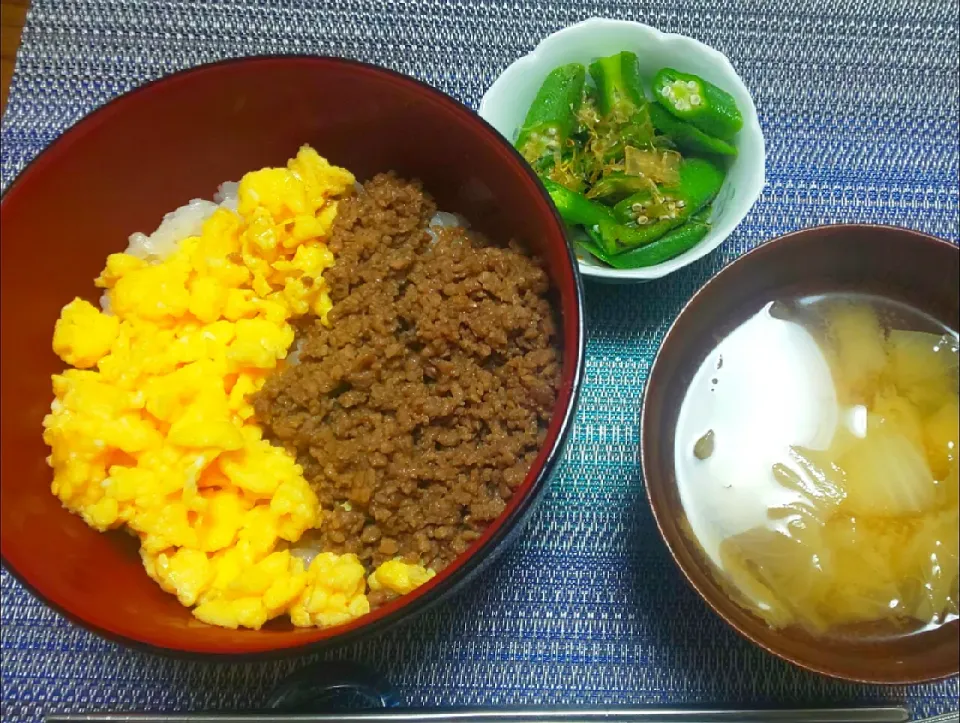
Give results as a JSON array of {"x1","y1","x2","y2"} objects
[{"x1": 253, "y1": 174, "x2": 561, "y2": 602}]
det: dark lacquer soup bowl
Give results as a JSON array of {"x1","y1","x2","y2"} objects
[{"x1": 0, "y1": 57, "x2": 585, "y2": 657}]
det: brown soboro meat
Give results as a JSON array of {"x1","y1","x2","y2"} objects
[{"x1": 253, "y1": 174, "x2": 561, "y2": 605}]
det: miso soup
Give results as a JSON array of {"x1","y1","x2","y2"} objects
[{"x1": 675, "y1": 293, "x2": 959, "y2": 636}]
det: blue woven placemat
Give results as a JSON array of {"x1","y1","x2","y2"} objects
[{"x1": 2, "y1": 1, "x2": 958, "y2": 722}]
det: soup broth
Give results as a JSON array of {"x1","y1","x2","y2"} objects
[{"x1": 675, "y1": 293, "x2": 959, "y2": 637}]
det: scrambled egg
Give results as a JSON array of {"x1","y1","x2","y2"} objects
[
  {"x1": 368, "y1": 558, "x2": 437, "y2": 595},
  {"x1": 44, "y1": 146, "x2": 434, "y2": 630}
]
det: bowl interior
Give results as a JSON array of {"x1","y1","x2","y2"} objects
[
  {"x1": 0, "y1": 57, "x2": 582, "y2": 656},
  {"x1": 641, "y1": 225, "x2": 959, "y2": 683},
  {"x1": 479, "y1": 18, "x2": 765, "y2": 282}
]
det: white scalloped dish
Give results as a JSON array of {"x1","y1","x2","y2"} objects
[{"x1": 479, "y1": 18, "x2": 766, "y2": 283}]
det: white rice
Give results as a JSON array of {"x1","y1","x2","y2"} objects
[
  {"x1": 426, "y1": 211, "x2": 468, "y2": 243},
  {"x1": 430, "y1": 211, "x2": 467, "y2": 229},
  {"x1": 289, "y1": 541, "x2": 323, "y2": 567},
  {"x1": 213, "y1": 181, "x2": 240, "y2": 211},
  {"x1": 284, "y1": 338, "x2": 306, "y2": 367},
  {"x1": 100, "y1": 182, "x2": 240, "y2": 314},
  {"x1": 125, "y1": 182, "x2": 239, "y2": 262}
]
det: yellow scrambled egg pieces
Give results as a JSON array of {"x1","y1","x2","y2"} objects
[
  {"x1": 45, "y1": 145, "x2": 437, "y2": 630},
  {"x1": 368, "y1": 558, "x2": 437, "y2": 595}
]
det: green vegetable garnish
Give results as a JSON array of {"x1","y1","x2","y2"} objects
[
  {"x1": 652, "y1": 68, "x2": 743, "y2": 141},
  {"x1": 514, "y1": 53, "x2": 740, "y2": 269},
  {"x1": 589, "y1": 51, "x2": 645, "y2": 117},
  {"x1": 581, "y1": 208, "x2": 713, "y2": 268},
  {"x1": 579, "y1": 52, "x2": 656, "y2": 178},
  {"x1": 515, "y1": 63, "x2": 587, "y2": 185},
  {"x1": 648, "y1": 104, "x2": 738, "y2": 157},
  {"x1": 613, "y1": 157, "x2": 725, "y2": 227},
  {"x1": 542, "y1": 178, "x2": 618, "y2": 229}
]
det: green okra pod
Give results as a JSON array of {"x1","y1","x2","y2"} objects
[
  {"x1": 580, "y1": 208, "x2": 713, "y2": 268},
  {"x1": 542, "y1": 178, "x2": 618, "y2": 229},
  {"x1": 579, "y1": 52, "x2": 656, "y2": 169},
  {"x1": 589, "y1": 51, "x2": 645, "y2": 116},
  {"x1": 613, "y1": 157, "x2": 725, "y2": 226},
  {"x1": 595, "y1": 216, "x2": 685, "y2": 254},
  {"x1": 649, "y1": 104, "x2": 738, "y2": 157},
  {"x1": 653, "y1": 68, "x2": 743, "y2": 141},
  {"x1": 515, "y1": 63, "x2": 587, "y2": 168},
  {"x1": 603, "y1": 212, "x2": 712, "y2": 268}
]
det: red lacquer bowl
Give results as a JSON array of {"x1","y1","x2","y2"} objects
[{"x1": 0, "y1": 57, "x2": 585, "y2": 657}]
